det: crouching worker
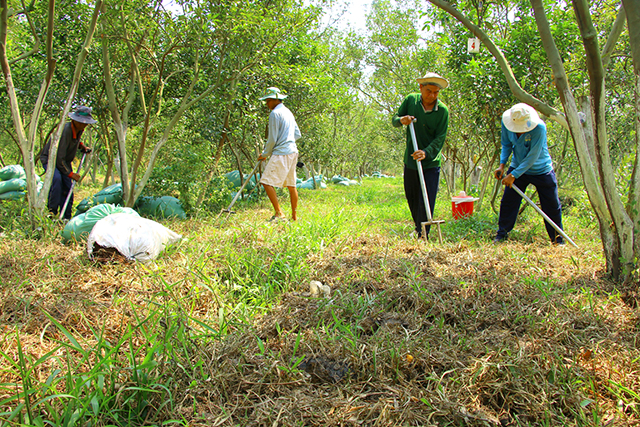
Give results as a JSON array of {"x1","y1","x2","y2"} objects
[
  {"x1": 257, "y1": 87, "x2": 301, "y2": 221},
  {"x1": 40, "y1": 106, "x2": 95, "y2": 220},
  {"x1": 494, "y1": 103, "x2": 564, "y2": 244}
]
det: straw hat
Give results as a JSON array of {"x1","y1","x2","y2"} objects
[
  {"x1": 68, "y1": 106, "x2": 97, "y2": 124},
  {"x1": 258, "y1": 87, "x2": 288, "y2": 101},
  {"x1": 502, "y1": 103, "x2": 542, "y2": 133},
  {"x1": 416, "y1": 72, "x2": 449, "y2": 89}
]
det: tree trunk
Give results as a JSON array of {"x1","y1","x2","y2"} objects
[
  {"x1": 197, "y1": 90, "x2": 236, "y2": 207},
  {"x1": 0, "y1": 0, "x2": 102, "y2": 226},
  {"x1": 622, "y1": 0, "x2": 640, "y2": 258},
  {"x1": 310, "y1": 162, "x2": 318, "y2": 189},
  {"x1": 532, "y1": 0, "x2": 634, "y2": 279},
  {"x1": 429, "y1": 0, "x2": 638, "y2": 281},
  {"x1": 476, "y1": 149, "x2": 499, "y2": 211}
]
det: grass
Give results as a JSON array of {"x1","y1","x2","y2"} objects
[{"x1": 1, "y1": 177, "x2": 639, "y2": 426}]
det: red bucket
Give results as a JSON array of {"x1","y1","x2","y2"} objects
[{"x1": 451, "y1": 200, "x2": 474, "y2": 219}]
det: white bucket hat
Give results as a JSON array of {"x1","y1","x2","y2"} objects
[
  {"x1": 68, "y1": 106, "x2": 97, "y2": 124},
  {"x1": 258, "y1": 87, "x2": 288, "y2": 101},
  {"x1": 502, "y1": 103, "x2": 542, "y2": 133},
  {"x1": 416, "y1": 72, "x2": 449, "y2": 89}
]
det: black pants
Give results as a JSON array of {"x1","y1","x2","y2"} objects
[
  {"x1": 496, "y1": 168, "x2": 564, "y2": 243},
  {"x1": 43, "y1": 162, "x2": 74, "y2": 220},
  {"x1": 404, "y1": 165, "x2": 440, "y2": 238}
]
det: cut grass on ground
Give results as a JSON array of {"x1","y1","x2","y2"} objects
[{"x1": 1, "y1": 177, "x2": 639, "y2": 426}]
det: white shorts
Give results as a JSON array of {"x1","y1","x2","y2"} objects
[{"x1": 260, "y1": 153, "x2": 298, "y2": 188}]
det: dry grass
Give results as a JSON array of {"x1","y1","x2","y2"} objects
[{"x1": 1, "y1": 181, "x2": 639, "y2": 426}]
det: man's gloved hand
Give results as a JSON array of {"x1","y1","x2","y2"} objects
[
  {"x1": 69, "y1": 172, "x2": 81, "y2": 182},
  {"x1": 80, "y1": 146, "x2": 92, "y2": 154}
]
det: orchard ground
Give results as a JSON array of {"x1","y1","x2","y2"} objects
[{"x1": 1, "y1": 177, "x2": 639, "y2": 426}]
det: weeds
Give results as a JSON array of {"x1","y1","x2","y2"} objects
[{"x1": 1, "y1": 178, "x2": 638, "y2": 426}]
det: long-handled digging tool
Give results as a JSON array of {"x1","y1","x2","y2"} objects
[
  {"x1": 409, "y1": 119, "x2": 445, "y2": 243},
  {"x1": 214, "y1": 160, "x2": 263, "y2": 225},
  {"x1": 496, "y1": 172, "x2": 578, "y2": 248},
  {"x1": 59, "y1": 152, "x2": 87, "y2": 220}
]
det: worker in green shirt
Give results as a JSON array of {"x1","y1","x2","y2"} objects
[{"x1": 392, "y1": 72, "x2": 449, "y2": 239}]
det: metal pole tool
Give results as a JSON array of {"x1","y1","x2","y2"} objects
[
  {"x1": 409, "y1": 120, "x2": 444, "y2": 243},
  {"x1": 497, "y1": 172, "x2": 578, "y2": 248},
  {"x1": 214, "y1": 160, "x2": 262, "y2": 225},
  {"x1": 59, "y1": 152, "x2": 87, "y2": 220}
]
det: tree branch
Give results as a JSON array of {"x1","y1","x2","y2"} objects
[
  {"x1": 427, "y1": 0, "x2": 568, "y2": 129},
  {"x1": 8, "y1": 0, "x2": 40, "y2": 65},
  {"x1": 601, "y1": 5, "x2": 626, "y2": 69}
]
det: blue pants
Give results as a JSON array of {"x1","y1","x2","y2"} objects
[
  {"x1": 496, "y1": 168, "x2": 564, "y2": 243},
  {"x1": 43, "y1": 163, "x2": 74, "y2": 220},
  {"x1": 404, "y1": 165, "x2": 440, "y2": 238}
]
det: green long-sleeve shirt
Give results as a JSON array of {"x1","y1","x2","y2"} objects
[{"x1": 392, "y1": 94, "x2": 449, "y2": 170}]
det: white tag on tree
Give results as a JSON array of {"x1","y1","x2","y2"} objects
[{"x1": 467, "y1": 38, "x2": 480, "y2": 53}]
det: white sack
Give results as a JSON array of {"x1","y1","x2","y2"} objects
[{"x1": 87, "y1": 213, "x2": 182, "y2": 263}]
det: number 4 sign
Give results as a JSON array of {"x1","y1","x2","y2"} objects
[{"x1": 467, "y1": 38, "x2": 480, "y2": 53}]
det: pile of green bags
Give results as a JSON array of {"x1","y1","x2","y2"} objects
[
  {"x1": 75, "y1": 183, "x2": 187, "y2": 220},
  {"x1": 331, "y1": 175, "x2": 360, "y2": 186},
  {"x1": 372, "y1": 171, "x2": 394, "y2": 178},
  {"x1": 75, "y1": 183, "x2": 124, "y2": 215},
  {"x1": 135, "y1": 196, "x2": 187, "y2": 219},
  {"x1": 296, "y1": 175, "x2": 326, "y2": 190},
  {"x1": 224, "y1": 170, "x2": 260, "y2": 191},
  {"x1": 0, "y1": 165, "x2": 32, "y2": 200}
]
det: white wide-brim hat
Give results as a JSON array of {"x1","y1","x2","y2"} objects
[
  {"x1": 68, "y1": 106, "x2": 97, "y2": 124},
  {"x1": 502, "y1": 103, "x2": 542, "y2": 133},
  {"x1": 416, "y1": 72, "x2": 449, "y2": 89},
  {"x1": 258, "y1": 87, "x2": 288, "y2": 101}
]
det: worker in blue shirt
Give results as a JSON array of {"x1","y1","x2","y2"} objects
[{"x1": 494, "y1": 103, "x2": 564, "y2": 244}]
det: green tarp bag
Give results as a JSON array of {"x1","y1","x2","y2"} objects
[
  {"x1": 372, "y1": 172, "x2": 393, "y2": 178},
  {"x1": 0, "y1": 165, "x2": 26, "y2": 181},
  {"x1": 135, "y1": 196, "x2": 187, "y2": 219},
  {"x1": 296, "y1": 177, "x2": 327, "y2": 190},
  {"x1": 224, "y1": 170, "x2": 260, "y2": 191},
  {"x1": 0, "y1": 178, "x2": 26, "y2": 194},
  {"x1": 75, "y1": 183, "x2": 124, "y2": 215},
  {"x1": 297, "y1": 181, "x2": 315, "y2": 190},
  {"x1": 0, "y1": 191, "x2": 25, "y2": 200},
  {"x1": 61, "y1": 204, "x2": 138, "y2": 243}
]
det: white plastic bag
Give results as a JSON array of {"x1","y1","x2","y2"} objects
[{"x1": 87, "y1": 213, "x2": 182, "y2": 263}]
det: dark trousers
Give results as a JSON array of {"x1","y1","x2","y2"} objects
[
  {"x1": 404, "y1": 165, "x2": 440, "y2": 238},
  {"x1": 43, "y1": 163, "x2": 73, "y2": 220},
  {"x1": 497, "y1": 167, "x2": 563, "y2": 243}
]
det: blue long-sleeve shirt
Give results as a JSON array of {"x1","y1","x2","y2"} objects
[
  {"x1": 261, "y1": 103, "x2": 301, "y2": 157},
  {"x1": 500, "y1": 121, "x2": 553, "y2": 178}
]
